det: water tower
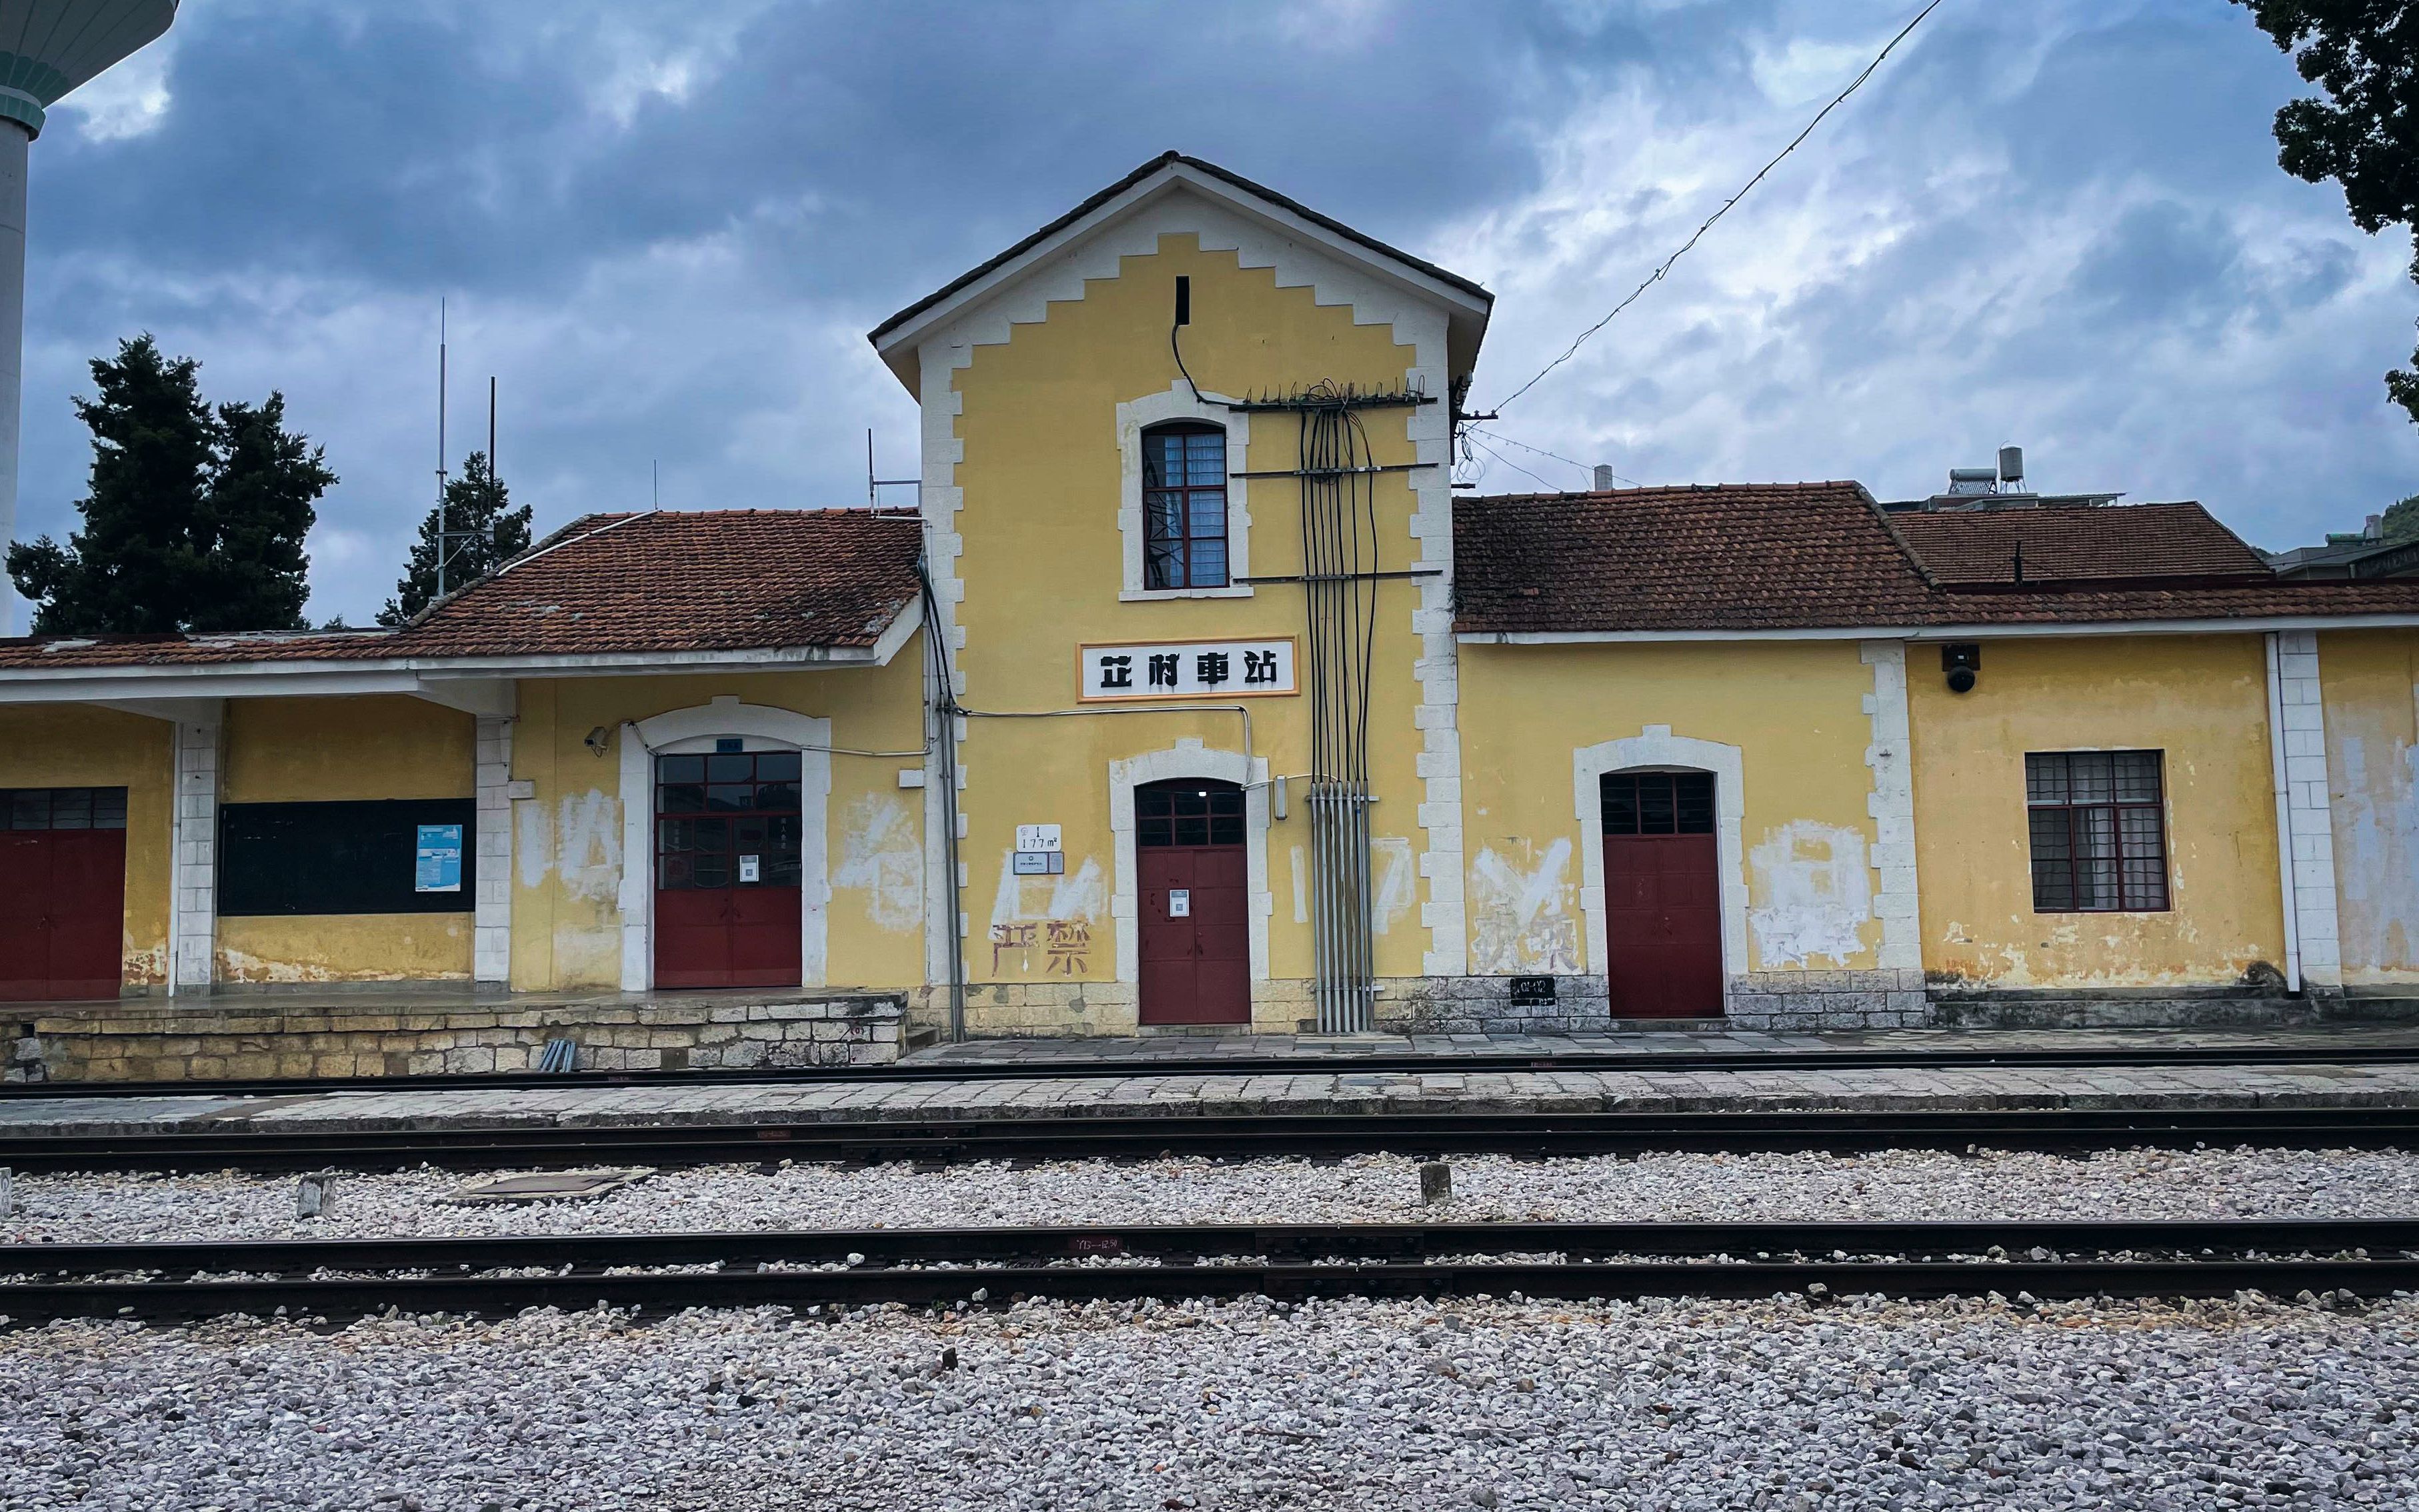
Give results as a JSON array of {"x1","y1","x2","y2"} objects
[{"x1": 0, "y1": 0, "x2": 177, "y2": 633}]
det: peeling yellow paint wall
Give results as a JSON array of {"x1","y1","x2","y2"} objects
[
  {"x1": 215, "y1": 695, "x2": 477, "y2": 982},
  {"x1": 1907, "y1": 634, "x2": 2283, "y2": 988},
  {"x1": 1457, "y1": 639, "x2": 1884, "y2": 975},
  {"x1": 945, "y1": 233, "x2": 1430, "y2": 1029},
  {"x1": 216, "y1": 914, "x2": 472, "y2": 983},
  {"x1": 2318, "y1": 629, "x2": 2419, "y2": 985},
  {"x1": 507, "y1": 653, "x2": 927, "y2": 991},
  {"x1": 0, "y1": 704, "x2": 173, "y2": 989}
]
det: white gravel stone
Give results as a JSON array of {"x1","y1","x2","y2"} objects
[
  {"x1": 5, "y1": 1145, "x2": 2418, "y2": 1245},
  {"x1": 0, "y1": 1291, "x2": 2411, "y2": 1510}
]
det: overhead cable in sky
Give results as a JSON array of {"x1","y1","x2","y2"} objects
[{"x1": 1488, "y1": 0, "x2": 1947, "y2": 413}]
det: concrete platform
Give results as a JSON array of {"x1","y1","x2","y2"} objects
[{"x1": 6, "y1": 1025, "x2": 2419, "y2": 1139}]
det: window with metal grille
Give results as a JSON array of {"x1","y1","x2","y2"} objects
[
  {"x1": 3, "y1": 787, "x2": 127, "y2": 831},
  {"x1": 1141, "y1": 422, "x2": 1228, "y2": 589},
  {"x1": 1601, "y1": 771, "x2": 1715, "y2": 835},
  {"x1": 655, "y1": 750, "x2": 804, "y2": 890},
  {"x1": 1136, "y1": 780, "x2": 1244, "y2": 847},
  {"x1": 2024, "y1": 751, "x2": 2168, "y2": 912}
]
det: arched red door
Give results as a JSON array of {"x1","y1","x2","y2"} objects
[
  {"x1": 1599, "y1": 770, "x2": 1724, "y2": 1018},
  {"x1": 1136, "y1": 779, "x2": 1249, "y2": 1025},
  {"x1": 653, "y1": 750, "x2": 803, "y2": 989}
]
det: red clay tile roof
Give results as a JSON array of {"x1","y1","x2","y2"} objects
[
  {"x1": 1454, "y1": 486, "x2": 2419, "y2": 634},
  {"x1": 1454, "y1": 483, "x2": 1941, "y2": 634},
  {"x1": 0, "y1": 508, "x2": 923, "y2": 670},
  {"x1": 1888, "y1": 501, "x2": 2271, "y2": 585}
]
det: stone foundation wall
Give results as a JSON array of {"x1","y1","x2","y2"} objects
[
  {"x1": 1724, "y1": 969, "x2": 1931, "y2": 1031},
  {"x1": 5, "y1": 993, "x2": 905, "y2": 1083}
]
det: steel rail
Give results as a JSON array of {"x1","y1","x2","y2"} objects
[
  {"x1": 9, "y1": 1039, "x2": 2419, "y2": 1101},
  {"x1": 6, "y1": 1107, "x2": 2418, "y2": 1174},
  {"x1": 4, "y1": 1219, "x2": 2414, "y2": 1325}
]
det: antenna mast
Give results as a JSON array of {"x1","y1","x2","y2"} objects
[{"x1": 434, "y1": 299, "x2": 451, "y2": 601}]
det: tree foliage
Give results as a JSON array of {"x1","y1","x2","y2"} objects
[
  {"x1": 5, "y1": 335, "x2": 335, "y2": 634},
  {"x1": 377, "y1": 450, "x2": 532, "y2": 625},
  {"x1": 2238, "y1": 3, "x2": 2419, "y2": 419}
]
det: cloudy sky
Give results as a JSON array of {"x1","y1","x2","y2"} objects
[{"x1": 10, "y1": 0, "x2": 2416, "y2": 625}]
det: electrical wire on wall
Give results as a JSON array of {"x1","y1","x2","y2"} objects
[
  {"x1": 1296, "y1": 383, "x2": 1382, "y2": 1032},
  {"x1": 916, "y1": 554, "x2": 967, "y2": 1043}
]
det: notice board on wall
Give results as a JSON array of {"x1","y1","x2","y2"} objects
[{"x1": 219, "y1": 800, "x2": 479, "y2": 916}]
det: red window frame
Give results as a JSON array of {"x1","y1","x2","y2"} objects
[
  {"x1": 2024, "y1": 750, "x2": 2169, "y2": 913},
  {"x1": 1142, "y1": 421, "x2": 1228, "y2": 589}
]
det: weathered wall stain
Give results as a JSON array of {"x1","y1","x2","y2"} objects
[
  {"x1": 1372, "y1": 835, "x2": 1415, "y2": 936},
  {"x1": 987, "y1": 850, "x2": 1106, "y2": 976},
  {"x1": 833, "y1": 794, "x2": 921, "y2": 933},
  {"x1": 2333, "y1": 731, "x2": 2419, "y2": 977},
  {"x1": 1468, "y1": 838, "x2": 1581, "y2": 975},
  {"x1": 1290, "y1": 843, "x2": 1308, "y2": 925},
  {"x1": 1748, "y1": 820, "x2": 1872, "y2": 969},
  {"x1": 554, "y1": 791, "x2": 623, "y2": 903}
]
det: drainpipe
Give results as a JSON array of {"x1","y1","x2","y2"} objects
[{"x1": 2264, "y1": 631, "x2": 2304, "y2": 993}]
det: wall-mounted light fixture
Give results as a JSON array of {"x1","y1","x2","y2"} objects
[{"x1": 1941, "y1": 643, "x2": 1981, "y2": 695}]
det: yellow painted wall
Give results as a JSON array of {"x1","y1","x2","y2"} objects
[
  {"x1": 214, "y1": 695, "x2": 477, "y2": 982},
  {"x1": 1907, "y1": 635, "x2": 2284, "y2": 988},
  {"x1": 0, "y1": 704, "x2": 173, "y2": 989},
  {"x1": 945, "y1": 232, "x2": 1431, "y2": 1025},
  {"x1": 508, "y1": 651, "x2": 928, "y2": 991},
  {"x1": 1458, "y1": 639, "x2": 1886, "y2": 975},
  {"x1": 2318, "y1": 629, "x2": 2419, "y2": 985}
]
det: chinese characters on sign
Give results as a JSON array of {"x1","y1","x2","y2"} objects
[{"x1": 1079, "y1": 639, "x2": 1297, "y2": 701}]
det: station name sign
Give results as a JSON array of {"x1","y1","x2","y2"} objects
[{"x1": 1077, "y1": 638, "x2": 1298, "y2": 702}]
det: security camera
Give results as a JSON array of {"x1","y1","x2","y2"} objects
[{"x1": 585, "y1": 725, "x2": 612, "y2": 757}]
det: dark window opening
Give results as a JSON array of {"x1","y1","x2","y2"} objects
[
  {"x1": 1136, "y1": 779, "x2": 1244, "y2": 848},
  {"x1": 2024, "y1": 750, "x2": 2168, "y2": 912},
  {"x1": 1141, "y1": 422, "x2": 1228, "y2": 589},
  {"x1": 3, "y1": 787, "x2": 127, "y2": 831},
  {"x1": 1601, "y1": 772, "x2": 1715, "y2": 835},
  {"x1": 656, "y1": 751, "x2": 804, "y2": 889},
  {"x1": 218, "y1": 799, "x2": 474, "y2": 916}
]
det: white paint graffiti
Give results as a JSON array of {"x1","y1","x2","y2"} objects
[
  {"x1": 1747, "y1": 820, "x2": 1873, "y2": 969},
  {"x1": 1468, "y1": 839, "x2": 1581, "y2": 975},
  {"x1": 1372, "y1": 835, "x2": 1415, "y2": 935},
  {"x1": 990, "y1": 849, "x2": 1106, "y2": 928},
  {"x1": 515, "y1": 801, "x2": 552, "y2": 890},
  {"x1": 833, "y1": 794, "x2": 921, "y2": 933}
]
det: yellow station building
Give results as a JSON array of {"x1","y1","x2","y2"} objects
[{"x1": 9, "y1": 153, "x2": 2419, "y2": 1069}]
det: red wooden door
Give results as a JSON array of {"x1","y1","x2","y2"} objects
[
  {"x1": 0, "y1": 787, "x2": 127, "y2": 1002},
  {"x1": 1136, "y1": 780, "x2": 1249, "y2": 1025},
  {"x1": 1600, "y1": 771, "x2": 1724, "y2": 1019},
  {"x1": 653, "y1": 751, "x2": 803, "y2": 989}
]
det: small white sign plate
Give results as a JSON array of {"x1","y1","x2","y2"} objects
[
  {"x1": 738, "y1": 854, "x2": 761, "y2": 883},
  {"x1": 1079, "y1": 639, "x2": 1298, "y2": 701},
  {"x1": 1015, "y1": 823, "x2": 1062, "y2": 853},
  {"x1": 1168, "y1": 888, "x2": 1191, "y2": 918}
]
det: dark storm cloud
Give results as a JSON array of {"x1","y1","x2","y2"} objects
[{"x1": 7, "y1": 0, "x2": 2417, "y2": 621}]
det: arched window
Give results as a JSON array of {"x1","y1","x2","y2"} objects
[{"x1": 1142, "y1": 421, "x2": 1228, "y2": 589}]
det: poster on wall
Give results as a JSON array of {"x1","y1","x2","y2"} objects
[
  {"x1": 414, "y1": 823, "x2": 464, "y2": 893},
  {"x1": 1077, "y1": 638, "x2": 1298, "y2": 701}
]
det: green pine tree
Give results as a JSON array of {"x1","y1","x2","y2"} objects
[
  {"x1": 378, "y1": 451, "x2": 532, "y2": 625},
  {"x1": 5, "y1": 335, "x2": 335, "y2": 633},
  {"x1": 2382, "y1": 493, "x2": 2419, "y2": 544}
]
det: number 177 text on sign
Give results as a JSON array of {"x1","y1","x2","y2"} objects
[{"x1": 1079, "y1": 639, "x2": 1298, "y2": 701}]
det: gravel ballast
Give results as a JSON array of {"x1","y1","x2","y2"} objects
[
  {"x1": 1, "y1": 1292, "x2": 2411, "y2": 1511},
  {"x1": 4, "y1": 1145, "x2": 2418, "y2": 1244}
]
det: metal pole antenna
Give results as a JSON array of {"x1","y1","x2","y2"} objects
[{"x1": 435, "y1": 299, "x2": 449, "y2": 601}]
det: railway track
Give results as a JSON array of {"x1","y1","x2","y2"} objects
[
  {"x1": 4, "y1": 1219, "x2": 2412, "y2": 1325},
  {"x1": 6, "y1": 1105, "x2": 2418, "y2": 1173},
  {"x1": 9, "y1": 1037, "x2": 2419, "y2": 1100}
]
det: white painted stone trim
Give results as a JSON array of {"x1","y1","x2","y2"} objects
[
  {"x1": 167, "y1": 701, "x2": 224, "y2": 993},
  {"x1": 1115, "y1": 382, "x2": 1250, "y2": 599},
  {"x1": 1860, "y1": 641, "x2": 1923, "y2": 971},
  {"x1": 1572, "y1": 726, "x2": 1748, "y2": 981},
  {"x1": 1106, "y1": 738, "x2": 1272, "y2": 986},
  {"x1": 473, "y1": 715, "x2": 513, "y2": 985},
  {"x1": 1396, "y1": 305, "x2": 1463, "y2": 977},
  {"x1": 2270, "y1": 629, "x2": 2341, "y2": 986},
  {"x1": 616, "y1": 697, "x2": 833, "y2": 993}
]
